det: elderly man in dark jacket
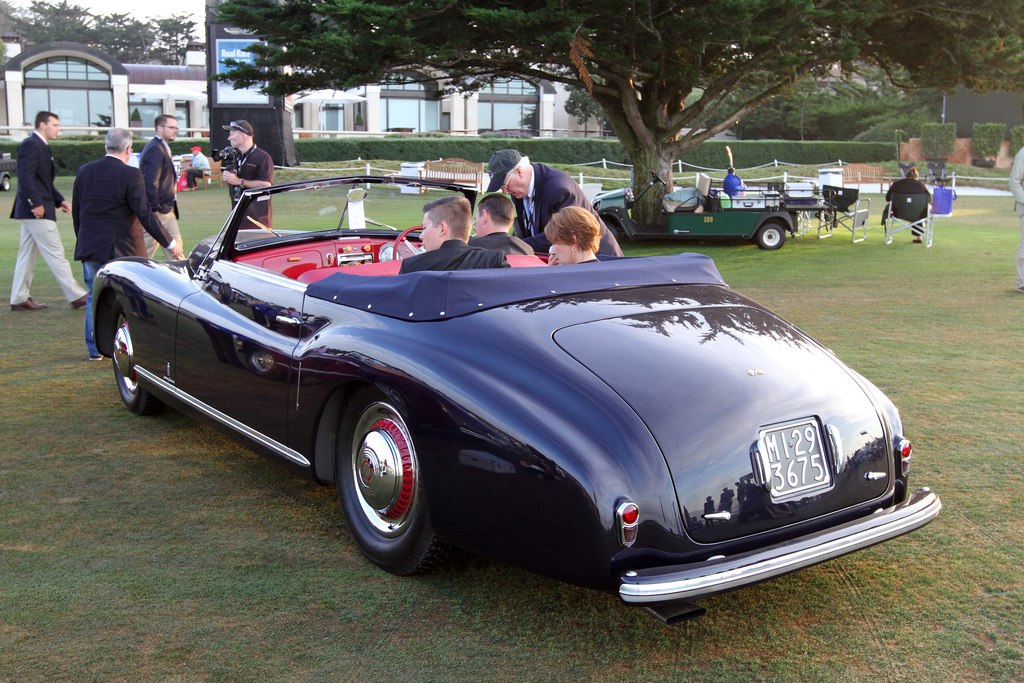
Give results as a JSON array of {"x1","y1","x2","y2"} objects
[
  {"x1": 73, "y1": 128, "x2": 182, "y2": 360},
  {"x1": 485, "y1": 149, "x2": 622, "y2": 257}
]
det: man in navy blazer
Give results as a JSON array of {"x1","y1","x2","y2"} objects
[
  {"x1": 73, "y1": 128, "x2": 183, "y2": 360},
  {"x1": 139, "y1": 114, "x2": 183, "y2": 260},
  {"x1": 9, "y1": 110, "x2": 88, "y2": 310},
  {"x1": 485, "y1": 149, "x2": 622, "y2": 257}
]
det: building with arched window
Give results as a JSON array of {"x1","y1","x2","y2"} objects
[
  {"x1": 2, "y1": 41, "x2": 207, "y2": 139},
  {"x1": 1, "y1": 42, "x2": 590, "y2": 140},
  {"x1": 3, "y1": 42, "x2": 129, "y2": 131}
]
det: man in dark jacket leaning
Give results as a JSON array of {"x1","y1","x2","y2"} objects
[
  {"x1": 485, "y1": 149, "x2": 622, "y2": 257},
  {"x1": 399, "y1": 196, "x2": 509, "y2": 273},
  {"x1": 73, "y1": 128, "x2": 183, "y2": 360}
]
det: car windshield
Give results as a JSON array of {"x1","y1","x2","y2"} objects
[{"x1": 230, "y1": 179, "x2": 469, "y2": 251}]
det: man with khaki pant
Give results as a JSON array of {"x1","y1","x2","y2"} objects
[
  {"x1": 1010, "y1": 145, "x2": 1024, "y2": 293},
  {"x1": 9, "y1": 110, "x2": 87, "y2": 310},
  {"x1": 140, "y1": 114, "x2": 184, "y2": 260}
]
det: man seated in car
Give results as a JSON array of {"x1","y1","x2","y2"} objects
[
  {"x1": 468, "y1": 193, "x2": 534, "y2": 256},
  {"x1": 399, "y1": 196, "x2": 510, "y2": 273}
]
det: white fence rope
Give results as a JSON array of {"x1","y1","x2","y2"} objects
[{"x1": 273, "y1": 157, "x2": 1003, "y2": 190}]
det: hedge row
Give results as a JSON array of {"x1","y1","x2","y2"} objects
[
  {"x1": 0, "y1": 136, "x2": 893, "y2": 176},
  {"x1": 294, "y1": 137, "x2": 894, "y2": 169},
  {"x1": 0, "y1": 137, "x2": 210, "y2": 176}
]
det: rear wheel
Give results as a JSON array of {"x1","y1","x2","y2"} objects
[
  {"x1": 336, "y1": 387, "x2": 447, "y2": 575},
  {"x1": 754, "y1": 221, "x2": 787, "y2": 250},
  {"x1": 0, "y1": 175, "x2": 10, "y2": 192},
  {"x1": 112, "y1": 303, "x2": 163, "y2": 415}
]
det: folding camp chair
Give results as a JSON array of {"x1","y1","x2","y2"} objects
[
  {"x1": 927, "y1": 160, "x2": 947, "y2": 186},
  {"x1": 818, "y1": 185, "x2": 870, "y2": 243},
  {"x1": 898, "y1": 162, "x2": 917, "y2": 179},
  {"x1": 884, "y1": 193, "x2": 933, "y2": 247}
]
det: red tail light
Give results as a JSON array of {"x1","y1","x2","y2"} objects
[
  {"x1": 897, "y1": 438, "x2": 912, "y2": 476},
  {"x1": 616, "y1": 500, "x2": 639, "y2": 547}
]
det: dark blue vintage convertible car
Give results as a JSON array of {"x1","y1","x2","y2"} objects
[{"x1": 90, "y1": 175, "x2": 940, "y2": 623}]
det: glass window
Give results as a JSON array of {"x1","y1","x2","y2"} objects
[
  {"x1": 480, "y1": 102, "x2": 537, "y2": 133},
  {"x1": 385, "y1": 99, "x2": 419, "y2": 131},
  {"x1": 23, "y1": 89, "x2": 49, "y2": 122},
  {"x1": 175, "y1": 103, "x2": 190, "y2": 134},
  {"x1": 88, "y1": 90, "x2": 113, "y2": 127},
  {"x1": 481, "y1": 79, "x2": 538, "y2": 96},
  {"x1": 422, "y1": 100, "x2": 439, "y2": 131},
  {"x1": 129, "y1": 100, "x2": 163, "y2": 130},
  {"x1": 66, "y1": 59, "x2": 87, "y2": 80},
  {"x1": 49, "y1": 89, "x2": 88, "y2": 126},
  {"x1": 24, "y1": 57, "x2": 110, "y2": 84},
  {"x1": 322, "y1": 105, "x2": 344, "y2": 131}
]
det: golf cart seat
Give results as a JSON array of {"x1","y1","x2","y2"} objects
[
  {"x1": 662, "y1": 172, "x2": 712, "y2": 213},
  {"x1": 818, "y1": 185, "x2": 870, "y2": 243},
  {"x1": 884, "y1": 192, "x2": 933, "y2": 247}
]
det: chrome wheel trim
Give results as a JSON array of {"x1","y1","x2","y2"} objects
[
  {"x1": 350, "y1": 402, "x2": 416, "y2": 537},
  {"x1": 113, "y1": 318, "x2": 138, "y2": 394}
]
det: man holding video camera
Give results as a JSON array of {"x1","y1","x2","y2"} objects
[{"x1": 221, "y1": 120, "x2": 273, "y2": 224}]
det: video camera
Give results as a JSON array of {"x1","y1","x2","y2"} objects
[{"x1": 212, "y1": 146, "x2": 239, "y2": 174}]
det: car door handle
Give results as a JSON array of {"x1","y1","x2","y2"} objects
[{"x1": 703, "y1": 512, "x2": 731, "y2": 522}]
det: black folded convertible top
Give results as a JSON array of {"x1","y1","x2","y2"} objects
[{"x1": 305, "y1": 252, "x2": 727, "y2": 321}]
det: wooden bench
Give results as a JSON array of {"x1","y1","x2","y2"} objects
[
  {"x1": 419, "y1": 158, "x2": 487, "y2": 191},
  {"x1": 842, "y1": 163, "x2": 887, "y2": 190}
]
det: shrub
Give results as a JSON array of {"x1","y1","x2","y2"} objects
[
  {"x1": 0, "y1": 137, "x2": 892, "y2": 176},
  {"x1": 920, "y1": 122, "x2": 957, "y2": 159},
  {"x1": 972, "y1": 122, "x2": 1006, "y2": 159},
  {"x1": 1009, "y1": 125, "x2": 1024, "y2": 157}
]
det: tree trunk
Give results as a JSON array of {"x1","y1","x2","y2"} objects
[{"x1": 620, "y1": 139, "x2": 678, "y2": 226}]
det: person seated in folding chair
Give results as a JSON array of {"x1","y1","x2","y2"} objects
[{"x1": 883, "y1": 167, "x2": 930, "y2": 243}]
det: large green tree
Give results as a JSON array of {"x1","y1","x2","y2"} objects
[
  {"x1": 8, "y1": 1, "x2": 197, "y2": 65},
  {"x1": 215, "y1": 0, "x2": 1024, "y2": 222}
]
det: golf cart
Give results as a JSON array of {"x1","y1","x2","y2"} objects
[{"x1": 594, "y1": 172, "x2": 822, "y2": 250}]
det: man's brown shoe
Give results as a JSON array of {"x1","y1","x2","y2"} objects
[
  {"x1": 11, "y1": 298, "x2": 47, "y2": 310},
  {"x1": 70, "y1": 294, "x2": 88, "y2": 309}
]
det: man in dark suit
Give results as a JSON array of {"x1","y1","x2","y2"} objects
[
  {"x1": 9, "y1": 110, "x2": 88, "y2": 310},
  {"x1": 399, "y1": 196, "x2": 509, "y2": 273},
  {"x1": 140, "y1": 114, "x2": 183, "y2": 259},
  {"x1": 468, "y1": 193, "x2": 534, "y2": 256},
  {"x1": 485, "y1": 149, "x2": 622, "y2": 257},
  {"x1": 73, "y1": 128, "x2": 183, "y2": 360}
]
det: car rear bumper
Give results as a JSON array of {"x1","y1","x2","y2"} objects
[{"x1": 619, "y1": 487, "x2": 941, "y2": 605}]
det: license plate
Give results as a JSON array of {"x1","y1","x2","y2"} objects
[{"x1": 755, "y1": 418, "x2": 833, "y2": 502}]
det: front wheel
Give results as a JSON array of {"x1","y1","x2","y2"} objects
[
  {"x1": 336, "y1": 387, "x2": 447, "y2": 575},
  {"x1": 754, "y1": 222, "x2": 787, "y2": 250},
  {"x1": 0, "y1": 175, "x2": 10, "y2": 192},
  {"x1": 112, "y1": 303, "x2": 163, "y2": 415}
]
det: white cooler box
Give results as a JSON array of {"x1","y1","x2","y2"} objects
[{"x1": 783, "y1": 181, "x2": 819, "y2": 204}]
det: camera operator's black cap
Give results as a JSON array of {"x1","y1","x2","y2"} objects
[{"x1": 222, "y1": 120, "x2": 253, "y2": 135}]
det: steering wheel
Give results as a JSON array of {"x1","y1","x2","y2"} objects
[{"x1": 392, "y1": 226, "x2": 423, "y2": 260}]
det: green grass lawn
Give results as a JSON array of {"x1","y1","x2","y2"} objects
[{"x1": 1, "y1": 175, "x2": 1022, "y2": 682}]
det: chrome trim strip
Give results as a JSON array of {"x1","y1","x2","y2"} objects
[
  {"x1": 136, "y1": 366, "x2": 311, "y2": 467},
  {"x1": 619, "y1": 488, "x2": 941, "y2": 605}
]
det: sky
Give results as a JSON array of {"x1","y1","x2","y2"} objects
[{"x1": 8, "y1": 0, "x2": 206, "y2": 28}]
